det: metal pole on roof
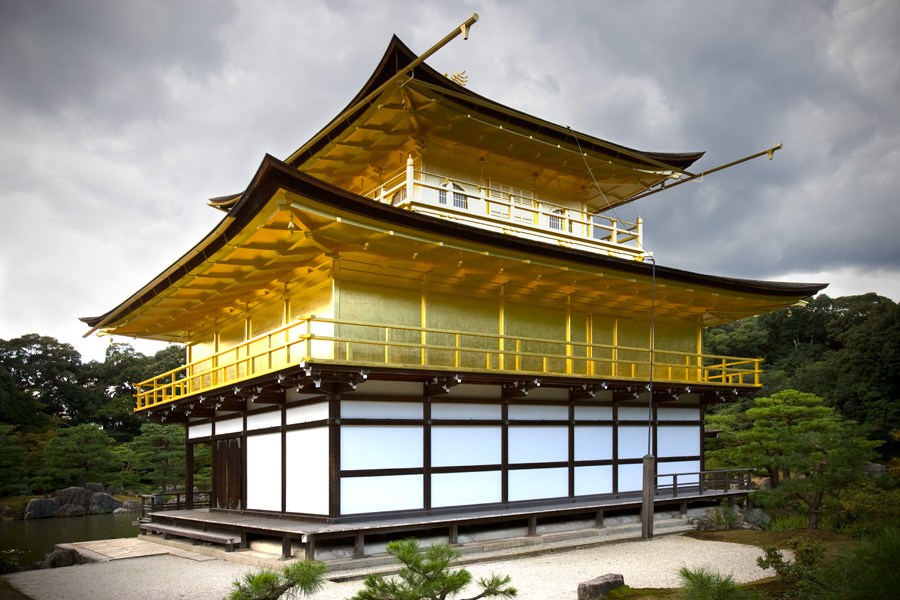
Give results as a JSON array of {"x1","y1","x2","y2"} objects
[
  {"x1": 614, "y1": 143, "x2": 783, "y2": 208},
  {"x1": 287, "y1": 14, "x2": 479, "y2": 167}
]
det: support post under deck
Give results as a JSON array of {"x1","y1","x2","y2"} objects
[{"x1": 641, "y1": 454, "x2": 656, "y2": 540}]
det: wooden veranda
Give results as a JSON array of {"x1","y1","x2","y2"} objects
[{"x1": 140, "y1": 469, "x2": 752, "y2": 560}]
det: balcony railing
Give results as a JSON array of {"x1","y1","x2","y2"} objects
[
  {"x1": 135, "y1": 317, "x2": 762, "y2": 411},
  {"x1": 654, "y1": 468, "x2": 753, "y2": 498},
  {"x1": 362, "y1": 161, "x2": 649, "y2": 260}
]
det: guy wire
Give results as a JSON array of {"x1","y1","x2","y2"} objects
[{"x1": 572, "y1": 130, "x2": 656, "y2": 457}]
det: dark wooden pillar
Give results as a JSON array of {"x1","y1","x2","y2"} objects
[
  {"x1": 641, "y1": 454, "x2": 656, "y2": 540},
  {"x1": 185, "y1": 439, "x2": 194, "y2": 510}
]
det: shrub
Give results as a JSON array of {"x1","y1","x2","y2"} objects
[
  {"x1": 836, "y1": 480, "x2": 900, "y2": 537},
  {"x1": 349, "y1": 537, "x2": 516, "y2": 600},
  {"x1": 708, "y1": 502, "x2": 739, "y2": 529},
  {"x1": 757, "y1": 537, "x2": 826, "y2": 597},
  {"x1": 677, "y1": 566, "x2": 762, "y2": 600},
  {"x1": 809, "y1": 527, "x2": 900, "y2": 600},
  {"x1": 765, "y1": 514, "x2": 808, "y2": 531},
  {"x1": 226, "y1": 560, "x2": 326, "y2": 600}
]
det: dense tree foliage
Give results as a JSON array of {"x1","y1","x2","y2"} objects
[
  {"x1": 0, "y1": 424, "x2": 26, "y2": 495},
  {"x1": 704, "y1": 293, "x2": 900, "y2": 455},
  {"x1": 127, "y1": 423, "x2": 186, "y2": 492},
  {"x1": 708, "y1": 391, "x2": 880, "y2": 529},
  {"x1": 40, "y1": 423, "x2": 121, "y2": 488},
  {"x1": 0, "y1": 335, "x2": 186, "y2": 493}
]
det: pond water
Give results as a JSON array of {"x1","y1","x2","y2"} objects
[{"x1": 0, "y1": 512, "x2": 139, "y2": 567}]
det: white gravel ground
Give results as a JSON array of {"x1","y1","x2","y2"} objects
[{"x1": 5, "y1": 536, "x2": 770, "y2": 600}]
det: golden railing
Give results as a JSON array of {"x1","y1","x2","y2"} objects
[
  {"x1": 362, "y1": 166, "x2": 648, "y2": 260},
  {"x1": 135, "y1": 317, "x2": 762, "y2": 411}
]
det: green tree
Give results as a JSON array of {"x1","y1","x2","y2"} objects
[
  {"x1": 826, "y1": 295, "x2": 900, "y2": 443},
  {"x1": 704, "y1": 318, "x2": 767, "y2": 359},
  {"x1": 707, "y1": 390, "x2": 835, "y2": 488},
  {"x1": 0, "y1": 365, "x2": 56, "y2": 432},
  {"x1": 0, "y1": 334, "x2": 98, "y2": 423},
  {"x1": 19, "y1": 430, "x2": 56, "y2": 494},
  {"x1": 128, "y1": 423, "x2": 185, "y2": 491},
  {"x1": 836, "y1": 479, "x2": 900, "y2": 538},
  {"x1": 0, "y1": 424, "x2": 26, "y2": 495},
  {"x1": 350, "y1": 538, "x2": 516, "y2": 600},
  {"x1": 81, "y1": 342, "x2": 185, "y2": 441},
  {"x1": 40, "y1": 423, "x2": 121, "y2": 488},
  {"x1": 709, "y1": 391, "x2": 879, "y2": 528},
  {"x1": 227, "y1": 560, "x2": 326, "y2": 600}
]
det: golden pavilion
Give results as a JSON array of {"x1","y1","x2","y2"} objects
[{"x1": 82, "y1": 22, "x2": 824, "y2": 558}]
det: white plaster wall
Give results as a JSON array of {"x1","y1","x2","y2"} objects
[
  {"x1": 508, "y1": 426, "x2": 568, "y2": 463},
  {"x1": 341, "y1": 426, "x2": 423, "y2": 470},
  {"x1": 574, "y1": 465, "x2": 613, "y2": 496},
  {"x1": 431, "y1": 403, "x2": 501, "y2": 420},
  {"x1": 618, "y1": 425, "x2": 650, "y2": 459},
  {"x1": 341, "y1": 475, "x2": 423, "y2": 514},
  {"x1": 574, "y1": 426, "x2": 613, "y2": 461},
  {"x1": 508, "y1": 467, "x2": 568, "y2": 501},
  {"x1": 286, "y1": 428, "x2": 329, "y2": 515},
  {"x1": 574, "y1": 406, "x2": 612, "y2": 420},
  {"x1": 286, "y1": 402, "x2": 328, "y2": 424},
  {"x1": 618, "y1": 463, "x2": 644, "y2": 493},
  {"x1": 187, "y1": 422, "x2": 211, "y2": 439},
  {"x1": 657, "y1": 407, "x2": 701, "y2": 421},
  {"x1": 432, "y1": 426, "x2": 501, "y2": 467},
  {"x1": 508, "y1": 404, "x2": 568, "y2": 420},
  {"x1": 247, "y1": 410, "x2": 281, "y2": 431},
  {"x1": 341, "y1": 401, "x2": 422, "y2": 419},
  {"x1": 618, "y1": 406, "x2": 651, "y2": 421},
  {"x1": 246, "y1": 433, "x2": 282, "y2": 512},
  {"x1": 216, "y1": 416, "x2": 242, "y2": 435},
  {"x1": 657, "y1": 425, "x2": 700, "y2": 457},
  {"x1": 432, "y1": 471, "x2": 502, "y2": 507}
]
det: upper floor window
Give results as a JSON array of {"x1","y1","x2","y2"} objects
[
  {"x1": 439, "y1": 180, "x2": 467, "y2": 209},
  {"x1": 391, "y1": 187, "x2": 407, "y2": 206},
  {"x1": 549, "y1": 208, "x2": 566, "y2": 231}
]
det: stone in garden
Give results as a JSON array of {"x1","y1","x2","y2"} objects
[
  {"x1": 863, "y1": 462, "x2": 887, "y2": 477},
  {"x1": 689, "y1": 517, "x2": 716, "y2": 530},
  {"x1": 55, "y1": 503, "x2": 87, "y2": 517},
  {"x1": 44, "y1": 548, "x2": 78, "y2": 568},
  {"x1": 53, "y1": 487, "x2": 94, "y2": 509},
  {"x1": 84, "y1": 482, "x2": 104, "y2": 493},
  {"x1": 121, "y1": 499, "x2": 141, "y2": 512},
  {"x1": 737, "y1": 507, "x2": 770, "y2": 528},
  {"x1": 577, "y1": 574, "x2": 625, "y2": 600},
  {"x1": 88, "y1": 492, "x2": 122, "y2": 514},
  {"x1": 25, "y1": 498, "x2": 59, "y2": 520}
]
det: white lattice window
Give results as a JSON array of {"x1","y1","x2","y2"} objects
[{"x1": 438, "y1": 180, "x2": 467, "y2": 209}]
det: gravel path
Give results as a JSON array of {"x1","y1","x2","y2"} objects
[{"x1": 5, "y1": 536, "x2": 770, "y2": 600}]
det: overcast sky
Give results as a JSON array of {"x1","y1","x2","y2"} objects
[{"x1": 1, "y1": 0, "x2": 898, "y2": 362}]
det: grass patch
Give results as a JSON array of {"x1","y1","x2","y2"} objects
[
  {"x1": 603, "y1": 529, "x2": 862, "y2": 599},
  {"x1": 684, "y1": 527, "x2": 854, "y2": 557},
  {"x1": 607, "y1": 585, "x2": 678, "y2": 599},
  {"x1": 766, "y1": 515, "x2": 808, "y2": 531}
]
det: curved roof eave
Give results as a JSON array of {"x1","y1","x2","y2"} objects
[
  {"x1": 285, "y1": 35, "x2": 705, "y2": 174},
  {"x1": 81, "y1": 154, "x2": 827, "y2": 332}
]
